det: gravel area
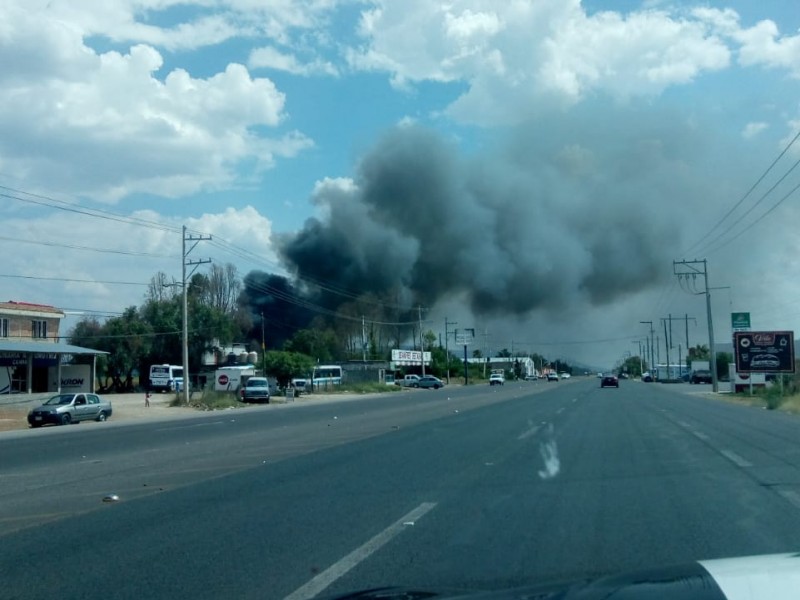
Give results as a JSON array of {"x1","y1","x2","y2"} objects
[{"x1": 0, "y1": 388, "x2": 403, "y2": 433}]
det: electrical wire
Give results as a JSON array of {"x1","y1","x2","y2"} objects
[
  {"x1": 0, "y1": 235, "x2": 177, "y2": 258},
  {"x1": 680, "y1": 128, "x2": 800, "y2": 257},
  {"x1": 0, "y1": 273, "x2": 148, "y2": 286}
]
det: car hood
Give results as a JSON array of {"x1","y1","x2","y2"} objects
[{"x1": 322, "y1": 553, "x2": 800, "y2": 600}]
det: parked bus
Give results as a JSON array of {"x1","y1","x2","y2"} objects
[
  {"x1": 312, "y1": 365, "x2": 343, "y2": 389},
  {"x1": 149, "y1": 364, "x2": 184, "y2": 392}
]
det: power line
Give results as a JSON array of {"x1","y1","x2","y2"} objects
[
  {"x1": 0, "y1": 273, "x2": 148, "y2": 286},
  {"x1": 680, "y1": 128, "x2": 800, "y2": 257},
  {"x1": 0, "y1": 235, "x2": 176, "y2": 258},
  {"x1": 704, "y1": 178, "x2": 800, "y2": 256},
  {"x1": 1, "y1": 185, "x2": 179, "y2": 233}
]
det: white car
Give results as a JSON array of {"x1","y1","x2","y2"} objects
[
  {"x1": 489, "y1": 373, "x2": 505, "y2": 386},
  {"x1": 559, "y1": 372, "x2": 571, "y2": 379}
]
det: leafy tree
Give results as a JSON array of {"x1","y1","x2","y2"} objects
[
  {"x1": 263, "y1": 351, "x2": 315, "y2": 388},
  {"x1": 497, "y1": 348, "x2": 512, "y2": 358},
  {"x1": 716, "y1": 352, "x2": 732, "y2": 380},
  {"x1": 688, "y1": 344, "x2": 710, "y2": 367},
  {"x1": 104, "y1": 307, "x2": 153, "y2": 391},
  {"x1": 69, "y1": 317, "x2": 109, "y2": 383},
  {"x1": 284, "y1": 328, "x2": 339, "y2": 362}
]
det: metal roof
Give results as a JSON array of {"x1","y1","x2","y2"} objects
[{"x1": 0, "y1": 340, "x2": 107, "y2": 355}]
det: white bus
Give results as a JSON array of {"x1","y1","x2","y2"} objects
[
  {"x1": 149, "y1": 364, "x2": 184, "y2": 392},
  {"x1": 312, "y1": 365, "x2": 343, "y2": 389}
]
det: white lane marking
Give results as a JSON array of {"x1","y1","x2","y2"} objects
[
  {"x1": 692, "y1": 431, "x2": 710, "y2": 441},
  {"x1": 283, "y1": 502, "x2": 437, "y2": 600},
  {"x1": 720, "y1": 449, "x2": 753, "y2": 468},
  {"x1": 556, "y1": 407, "x2": 565, "y2": 415},
  {"x1": 678, "y1": 420, "x2": 693, "y2": 429},
  {"x1": 778, "y1": 490, "x2": 800, "y2": 510},
  {"x1": 517, "y1": 425, "x2": 540, "y2": 440}
]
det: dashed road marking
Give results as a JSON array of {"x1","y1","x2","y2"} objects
[
  {"x1": 283, "y1": 502, "x2": 437, "y2": 600},
  {"x1": 720, "y1": 449, "x2": 753, "y2": 468}
]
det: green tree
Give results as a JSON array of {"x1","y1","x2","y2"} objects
[
  {"x1": 284, "y1": 328, "x2": 339, "y2": 362},
  {"x1": 716, "y1": 352, "x2": 732, "y2": 380},
  {"x1": 263, "y1": 351, "x2": 314, "y2": 388},
  {"x1": 104, "y1": 307, "x2": 153, "y2": 391}
]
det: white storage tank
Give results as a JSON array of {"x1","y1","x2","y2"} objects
[{"x1": 247, "y1": 351, "x2": 258, "y2": 365}]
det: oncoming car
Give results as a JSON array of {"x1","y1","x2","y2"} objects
[
  {"x1": 546, "y1": 372, "x2": 559, "y2": 382},
  {"x1": 489, "y1": 373, "x2": 505, "y2": 386},
  {"x1": 27, "y1": 393, "x2": 113, "y2": 427}
]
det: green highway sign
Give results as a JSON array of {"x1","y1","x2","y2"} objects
[{"x1": 731, "y1": 312, "x2": 751, "y2": 331}]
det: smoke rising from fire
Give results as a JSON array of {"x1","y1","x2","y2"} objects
[{"x1": 277, "y1": 109, "x2": 699, "y2": 318}]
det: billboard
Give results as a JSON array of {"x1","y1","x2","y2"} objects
[
  {"x1": 391, "y1": 349, "x2": 431, "y2": 365},
  {"x1": 734, "y1": 331, "x2": 795, "y2": 373}
]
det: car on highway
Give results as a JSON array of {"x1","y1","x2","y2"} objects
[
  {"x1": 290, "y1": 377, "x2": 308, "y2": 395},
  {"x1": 641, "y1": 372, "x2": 654, "y2": 382},
  {"x1": 417, "y1": 375, "x2": 445, "y2": 389},
  {"x1": 524, "y1": 374, "x2": 538, "y2": 381},
  {"x1": 690, "y1": 369, "x2": 712, "y2": 384},
  {"x1": 546, "y1": 372, "x2": 559, "y2": 381},
  {"x1": 240, "y1": 377, "x2": 271, "y2": 403},
  {"x1": 27, "y1": 393, "x2": 113, "y2": 427},
  {"x1": 489, "y1": 373, "x2": 505, "y2": 386},
  {"x1": 559, "y1": 372, "x2": 571, "y2": 379},
  {"x1": 601, "y1": 374, "x2": 619, "y2": 388}
]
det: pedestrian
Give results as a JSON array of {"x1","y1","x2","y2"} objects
[{"x1": 145, "y1": 390, "x2": 151, "y2": 408}]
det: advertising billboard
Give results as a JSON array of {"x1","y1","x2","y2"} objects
[{"x1": 734, "y1": 331, "x2": 795, "y2": 373}]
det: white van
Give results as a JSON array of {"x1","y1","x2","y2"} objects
[{"x1": 149, "y1": 364, "x2": 183, "y2": 392}]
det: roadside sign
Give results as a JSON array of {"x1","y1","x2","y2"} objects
[
  {"x1": 731, "y1": 312, "x2": 751, "y2": 331},
  {"x1": 734, "y1": 331, "x2": 795, "y2": 373},
  {"x1": 218, "y1": 374, "x2": 229, "y2": 385}
]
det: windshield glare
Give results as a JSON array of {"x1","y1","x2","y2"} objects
[{"x1": 44, "y1": 395, "x2": 74, "y2": 405}]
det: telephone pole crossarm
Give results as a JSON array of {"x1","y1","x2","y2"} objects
[{"x1": 673, "y1": 259, "x2": 718, "y2": 392}]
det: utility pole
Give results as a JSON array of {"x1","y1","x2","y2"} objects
[
  {"x1": 361, "y1": 316, "x2": 367, "y2": 363},
  {"x1": 181, "y1": 226, "x2": 211, "y2": 404},
  {"x1": 640, "y1": 321, "x2": 655, "y2": 372},
  {"x1": 418, "y1": 306, "x2": 425, "y2": 377},
  {"x1": 445, "y1": 318, "x2": 457, "y2": 384},
  {"x1": 674, "y1": 259, "x2": 718, "y2": 392},
  {"x1": 261, "y1": 312, "x2": 266, "y2": 376},
  {"x1": 662, "y1": 319, "x2": 671, "y2": 379}
]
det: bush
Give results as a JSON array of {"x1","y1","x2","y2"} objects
[
  {"x1": 169, "y1": 391, "x2": 243, "y2": 410},
  {"x1": 763, "y1": 386, "x2": 785, "y2": 411},
  {"x1": 328, "y1": 381, "x2": 401, "y2": 394}
]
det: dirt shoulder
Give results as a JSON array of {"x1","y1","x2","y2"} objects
[{"x1": 0, "y1": 388, "x2": 408, "y2": 434}]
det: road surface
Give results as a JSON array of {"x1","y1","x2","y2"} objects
[{"x1": 3, "y1": 379, "x2": 800, "y2": 598}]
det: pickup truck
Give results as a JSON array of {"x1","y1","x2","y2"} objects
[
  {"x1": 240, "y1": 377, "x2": 271, "y2": 403},
  {"x1": 27, "y1": 393, "x2": 113, "y2": 427},
  {"x1": 397, "y1": 374, "x2": 421, "y2": 388},
  {"x1": 489, "y1": 373, "x2": 505, "y2": 386}
]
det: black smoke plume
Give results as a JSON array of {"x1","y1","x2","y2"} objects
[{"x1": 276, "y1": 110, "x2": 697, "y2": 317}]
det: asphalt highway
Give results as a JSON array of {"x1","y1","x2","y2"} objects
[{"x1": 3, "y1": 379, "x2": 800, "y2": 599}]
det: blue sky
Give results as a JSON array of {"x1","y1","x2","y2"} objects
[{"x1": 2, "y1": 0, "x2": 800, "y2": 366}]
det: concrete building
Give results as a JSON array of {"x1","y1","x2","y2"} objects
[{"x1": 0, "y1": 301, "x2": 105, "y2": 395}]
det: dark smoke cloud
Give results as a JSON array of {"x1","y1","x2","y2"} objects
[{"x1": 277, "y1": 106, "x2": 715, "y2": 318}]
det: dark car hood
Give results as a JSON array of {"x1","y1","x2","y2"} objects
[{"x1": 322, "y1": 553, "x2": 800, "y2": 600}]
